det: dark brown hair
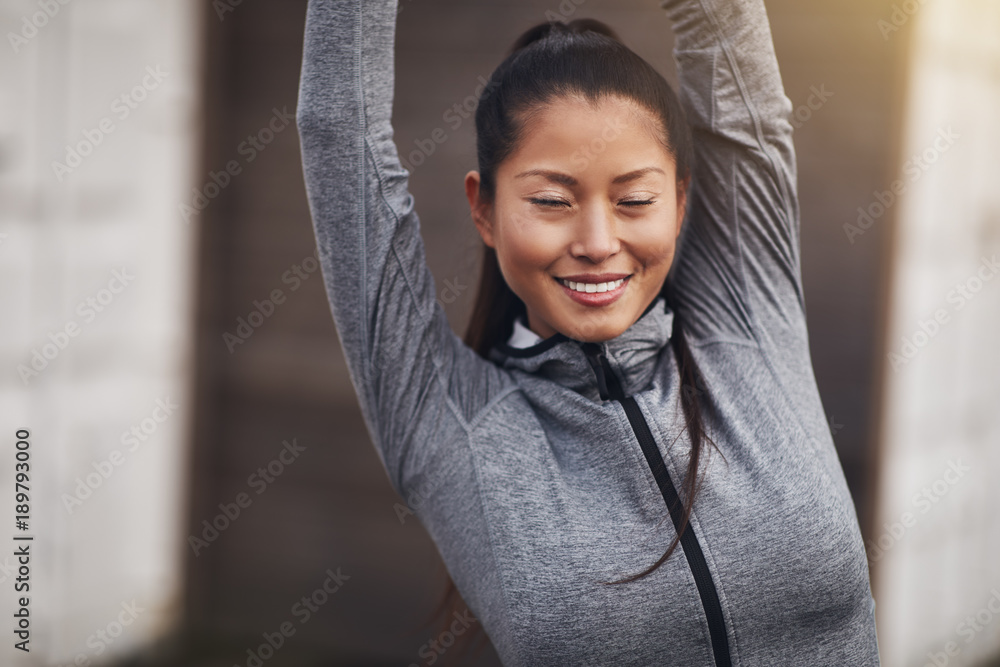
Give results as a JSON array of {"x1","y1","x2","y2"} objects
[{"x1": 420, "y1": 17, "x2": 716, "y2": 665}]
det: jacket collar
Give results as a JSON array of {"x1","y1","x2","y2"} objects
[{"x1": 488, "y1": 296, "x2": 674, "y2": 401}]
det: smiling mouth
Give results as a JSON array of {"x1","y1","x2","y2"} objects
[{"x1": 556, "y1": 276, "x2": 631, "y2": 293}]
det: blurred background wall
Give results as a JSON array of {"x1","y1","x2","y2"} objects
[
  {"x1": 871, "y1": 1, "x2": 1000, "y2": 665},
  {"x1": 0, "y1": 0, "x2": 201, "y2": 664},
  {"x1": 0, "y1": 1, "x2": 996, "y2": 666}
]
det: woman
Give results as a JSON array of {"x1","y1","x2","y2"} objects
[{"x1": 296, "y1": 0, "x2": 882, "y2": 664}]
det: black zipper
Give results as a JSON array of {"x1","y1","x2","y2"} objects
[{"x1": 581, "y1": 342, "x2": 732, "y2": 667}]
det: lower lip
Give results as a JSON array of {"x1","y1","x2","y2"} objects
[{"x1": 556, "y1": 276, "x2": 630, "y2": 307}]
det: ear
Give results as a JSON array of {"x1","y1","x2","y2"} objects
[
  {"x1": 674, "y1": 174, "x2": 691, "y2": 239},
  {"x1": 465, "y1": 170, "x2": 496, "y2": 248}
]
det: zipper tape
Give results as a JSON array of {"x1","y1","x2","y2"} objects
[{"x1": 581, "y1": 342, "x2": 733, "y2": 667}]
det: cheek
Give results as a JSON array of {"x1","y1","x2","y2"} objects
[
  {"x1": 496, "y1": 216, "x2": 562, "y2": 274},
  {"x1": 628, "y1": 220, "x2": 678, "y2": 268}
]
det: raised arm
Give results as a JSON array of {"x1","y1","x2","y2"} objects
[
  {"x1": 661, "y1": 0, "x2": 804, "y2": 351},
  {"x1": 295, "y1": 0, "x2": 506, "y2": 494}
]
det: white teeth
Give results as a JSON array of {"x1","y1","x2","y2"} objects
[{"x1": 560, "y1": 278, "x2": 625, "y2": 293}]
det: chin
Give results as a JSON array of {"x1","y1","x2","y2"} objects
[{"x1": 566, "y1": 318, "x2": 626, "y2": 343}]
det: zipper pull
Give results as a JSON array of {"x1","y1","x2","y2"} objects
[{"x1": 581, "y1": 342, "x2": 612, "y2": 401}]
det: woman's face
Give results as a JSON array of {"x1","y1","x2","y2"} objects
[{"x1": 465, "y1": 93, "x2": 688, "y2": 343}]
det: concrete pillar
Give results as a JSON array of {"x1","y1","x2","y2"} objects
[
  {"x1": 871, "y1": 1, "x2": 1000, "y2": 665},
  {"x1": 0, "y1": 0, "x2": 202, "y2": 663}
]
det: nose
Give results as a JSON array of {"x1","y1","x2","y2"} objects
[{"x1": 569, "y1": 203, "x2": 620, "y2": 263}]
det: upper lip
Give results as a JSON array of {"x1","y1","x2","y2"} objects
[{"x1": 557, "y1": 273, "x2": 631, "y2": 283}]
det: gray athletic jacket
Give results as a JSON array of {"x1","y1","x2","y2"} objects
[{"x1": 295, "y1": 0, "x2": 882, "y2": 664}]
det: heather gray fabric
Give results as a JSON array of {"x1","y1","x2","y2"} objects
[{"x1": 295, "y1": 0, "x2": 882, "y2": 664}]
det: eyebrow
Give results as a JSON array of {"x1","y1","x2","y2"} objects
[{"x1": 513, "y1": 166, "x2": 666, "y2": 186}]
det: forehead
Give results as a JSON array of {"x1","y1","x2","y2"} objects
[
  {"x1": 503, "y1": 93, "x2": 672, "y2": 176},
  {"x1": 529, "y1": 92, "x2": 656, "y2": 125}
]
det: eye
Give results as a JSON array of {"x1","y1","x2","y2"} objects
[
  {"x1": 528, "y1": 198, "x2": 570, "y2": 208},
  {"x1": 619, "y1": 199, "x2": 656, "y2": 207}
]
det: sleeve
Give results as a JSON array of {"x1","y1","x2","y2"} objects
[
  {"x1": 294, "y1": 0, "x2": 508, "y2": 496},
  {"x1": 660, "y1": 0, "x2": 805, "y2": 352}
]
